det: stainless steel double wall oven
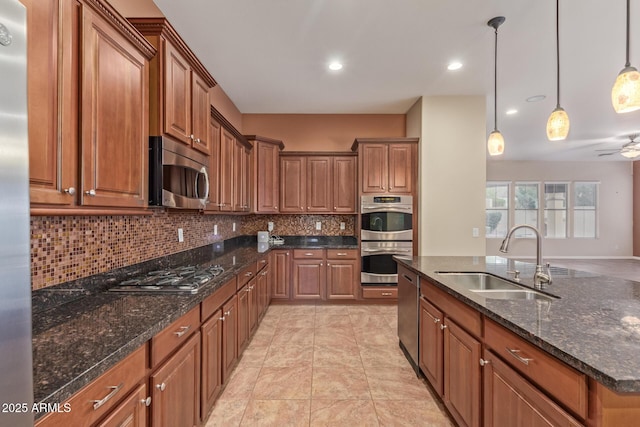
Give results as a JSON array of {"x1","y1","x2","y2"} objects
[{"x1": 360, "y1": 195, "x2": 413, "y2": 286}]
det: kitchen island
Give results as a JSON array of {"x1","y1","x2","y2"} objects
[{"x1": 395, "y1": 255, "x2": 640, "y2": 426}]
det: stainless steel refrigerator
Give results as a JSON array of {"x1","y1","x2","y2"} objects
[{"x1": 0, "y1": 1, "x2": 34, "y2": 426}]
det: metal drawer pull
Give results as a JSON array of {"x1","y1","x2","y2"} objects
[
  {"x1": 440, "y1": 324, "x2": 447, "y2": 330},
  {"x1": 64, "y1": 187, "x2": 76, "y2": 195},
  {"x1": 336, "y1": 253, "x2": 347, "y2": 256},
  {"x1": 402, "y1": 274, "x2": 414, "y2": 283},
  {"x1": 141, "y1": 397, "x2": 151, "y2": 407},
  {"x1": 85, "y1": 189, "x2": 96, "y2": 196},
  {"x1": 479, "y1": 358, "x2": 490, "y2": 367},
  {"x1": 156, "y1": 382, "x2": 166, "y2": 392},
  {"x1": 92, "y1": 383, "x2": 123, "y2": 410},
  {"x1": 381, "y1": 292, "x2": 393, "y2": 296},
  {"x1": 304, "y1": 253, "x2": 314, "y2": 256},
  {"x1": 174, "y1": 325, "x2": 191, "y2": 337},
  {"x1": 506, "y1": 348, "x2": 532, "y2": 365},
  {"x1": 433, "y1": 318, "x2": 441, "y2": 324},
  {"x1": 245, "y1": 272, "x2": 253, "y2": 277}
]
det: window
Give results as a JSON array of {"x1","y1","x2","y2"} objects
[
  {"x1": 514, "y1": 183, "x2": 539, "y2": 238},
  {"x1": 486, "y1": 182, "x2": 509, "y2": 238},
  {"x1": 574, "y1": 182, "x2": 598, "y2": 238},
  {"x1": 544, "y1": 183, "x2": 568, "y2": 238}
]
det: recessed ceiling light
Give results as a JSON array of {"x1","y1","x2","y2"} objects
[
  {"x1": 526, "y1": 95, "x2": 546, "y2": 102},
  {"x1": 447, "y1": 61, "x2": 463, "y2": 71},
  {"x1": 506, "y1": 109, "x2": 518, "y2": 115},
  {"x1": 328, "y1": 62, "x2": 343, "y2": 71}
]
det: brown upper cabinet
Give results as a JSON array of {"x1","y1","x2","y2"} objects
[
  {"x1": 27, "y1": 0, "x2": 155, "y2": 213},
  {"x1": 279, "y1": 153, "x2": 357, "y2": 214},
  {"x1": 129, "y1": 18, "x2": 216, "y2": 155},
  {"x1": 246, "y1": 136, "x2": 285, "y2": 214},
  {"x1": 352, "y1": 138, "x2": 419, "y2": 195}
]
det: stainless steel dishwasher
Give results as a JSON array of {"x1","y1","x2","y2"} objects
[{"x1": 397, "y1": 264, "x2": 420, "y2": 376}]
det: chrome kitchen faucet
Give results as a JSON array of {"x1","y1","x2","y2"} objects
[{"x1": 499, "y1": 225, "x2": 552, "y2": 289}]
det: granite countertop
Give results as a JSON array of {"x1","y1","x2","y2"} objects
[
  {"x1": 31, "y1": 235, "x2": 357, "y2": 414},
  {"x1": 272, "y1": 235, "x2": 358, "y2": 249},
  {"x1": 395, "y1": 256, "x2": 640, "y2": 393}
]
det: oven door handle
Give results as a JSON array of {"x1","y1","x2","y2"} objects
[{"x1": 362, "y1": 249, "x2": 412, "y2": 253}]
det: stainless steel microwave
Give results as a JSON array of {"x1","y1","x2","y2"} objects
[{"x1": 149, "y1": 136, "x2": 210, "y2": 209}]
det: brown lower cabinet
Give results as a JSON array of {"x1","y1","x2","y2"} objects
[
  {"x1": 221, "y1": 295, "x2": 239, "y2": 383},
  {"x1": 271, "y1": 249, "x2": 291, "y2": 300},
  {"x1": 200, "y1": 309, "x2": 223, "y2": 420},
  {"x1": 419, "y1": 297, "x2": 444, "y2": 395},
  {"x1": 95, "y1": 383, "x2": 148, "y2": 427}
]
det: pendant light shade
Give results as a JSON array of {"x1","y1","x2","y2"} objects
[
  {"x1": 547, "y1": 0, "x2": 570, "y2": 141},
  {"x1": 612, "y1": 0, "x2": 640, "y2": 113},
  {"x1": 487, "y1": 16, "x2": 506, "y2": 156}
]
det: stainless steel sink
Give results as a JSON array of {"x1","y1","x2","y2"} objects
[{"x1": 435, "y1": 272, "x2": 558, "y2": 301}]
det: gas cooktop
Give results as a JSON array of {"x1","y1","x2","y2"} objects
[{"x1": 109, "y1": 264, "x2": 224, "y2": 294}]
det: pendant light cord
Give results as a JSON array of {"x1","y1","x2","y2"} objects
[
  {"x1": 626, "y1": 0, "x2": 631, "y2": 67},
  {"x1": 556, "y1": 0, "x2": 561, "y2": 108},
  {"x1": 494, "y1": 25, "x2": 498, "y2": 131}
]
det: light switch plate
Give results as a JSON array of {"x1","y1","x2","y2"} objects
[
  {"x1": 315, "y1": 221, "x2": 322, "y2": 230},
  {"x1": 340, "y1": 222, "x2": 345, "y2": 230},
  {"x1": 178, "y1": 228, "x2": 184, "y2": 242},
  {"x1": 472, "y1": 227, "x2": 479, "y2": 238},
  {"x1": 232, "y1": 222, "x2": 236, "y2": 232},
  {"x1": 268, "y1": 222, "x2": 274, "y2": 232},
  {"x1": 213, "y1": 224, "x2": 218, "y2": 235}
]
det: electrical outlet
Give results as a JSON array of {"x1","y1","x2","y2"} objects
[
  {"x1": 315, "y1": 221, "x2": 322, "y2": 231},
  {"x1": 232, "y1": 222, "x2": 236, "y2": 232},
  {"x1": 178, "y1": 228, "x2": 184, "y2": 242},
  {"x1": 213, "y1": 224, "x2": 218, "y2": 235},
  {"x1": 472, "y1": 227, "x2": 479, "y2": 238},
  {"x1": 340, "y1": 222, "x2": 345, "y2": 230},
  {"x1": 268, "y1": 222, "x2": 274, "y2": 232}
]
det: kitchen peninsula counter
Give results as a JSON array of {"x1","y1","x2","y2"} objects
[{"x1": 394, "y1": 256, "x2": 640, "y2": 393}]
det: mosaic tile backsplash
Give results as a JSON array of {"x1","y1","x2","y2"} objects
[{"x1": 31, "y1": 212, "x2": 356, "y2": 290}]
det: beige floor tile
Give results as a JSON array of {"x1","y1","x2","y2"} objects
[
  {"x1": 240, "y1": 400, "x2": 310, "y2": 427},
  {"x1": 313, "y1": 345, "x2": 363, "y2": 368},
  {"x1": 348, "y1": 305, "x2": 385, "y2": 315},
  {"x1": 204, "y1": 399, "x2": 248, "y2": 427},
  {"x1": 373, "y1": 399, "x2": 452, "y2": 427},
  {"x1": 312, "y1": 366, "x2": 371, "y2": 399},
  {"x1": 365, "y1": 367, "x2": 432, "y2": 400},
  {"x1": 359, "y1": 344, "x2": 408, "y2": 369},
  {"x1": 281, "y1": 305, "x2": 316, "y2": 317},
  {"x1": 353, "y1": 327, "x2": 398, "y2": 347},
  {"x1": 314, "y1": 314, "x2": 352, "y2": 328},
  {"x1": 277, "y1": 314, "x2": 315, "y2": 328},
  {"x1": 252, "y1": 366, "x2": 313, "y2": 399},
  {"x1": 376, "y1": 305, "x2": 398, "y2": 316},
  {"x1": 235, "y1": 343, "x2": 269, "y2": 368},
  {"x1": 310, "y1": 399, "x2": 379, "y2": 426},
  {"x1": 314, "y1": 327, "x2": 357, "y2": 347},
  {"x1": 271, "y1": 327, "x2": 315, "y2": 347},
  {"x1": 314, "y1": 305, "x2": 350, "y2": 315},
  {"x1": 349, "y1": 314, "x2": 392, "y2": 329},
  {"x1": 248, "y1": 330, "x2": 275, "y2": 347},
  {"x1": 263, "y1": 344, "x2": 313, "y2": 367},
  {"x1": 220, "y1": 367, "x2": 262, "y2": 400},
  {"x1": 385, "y1": 315, "x2": 398, "y2": 331}
]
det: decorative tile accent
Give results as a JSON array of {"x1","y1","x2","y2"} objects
[{"x1": 242, "y1": 214, "x2": 355, "y2": 236}]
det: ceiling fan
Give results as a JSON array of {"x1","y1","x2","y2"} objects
[{"x1": 596, "y1": 134, "x2": 640, "y2": 159}]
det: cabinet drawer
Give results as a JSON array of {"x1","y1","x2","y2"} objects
[
  {"x1": 293, "y1": 249, "x2": 324, "y2": 259},
  {"x1": 35, "y1": 344, "x2": 147, "y2": 427},
  {"x1": 362, "y1": 287, "x2": 397, "y2": 299},
  {"x1": 421, "y1": 278, "x2": 482, "y2": 338},
  {"x1": 327, "y1": 249, "x2": 357, "y2": 259},
  {"x1": 201, "y1": 276, "x2": 237, "y2": 322},
  {"x1": 237, "y1": 263, "x2": 257, "y2": 290},
  {"x1": 484, "y1": 319, "x2": 588, "y2": 419},
  {"x1": 257, "y1": 255, "x2": 269, "y2": 272},
  {"x1": 151, "y1": 306, "x2": 200, "y2": 367}
]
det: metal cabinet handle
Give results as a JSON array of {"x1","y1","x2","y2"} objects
[
  {"x1": 327, "y1": 263, "x2": 330, "y2": 266},
  {"x1": 480, "y1": 358, "x2": 490, "y2": 367},
  {"x1": 195, "y1": 138, "x2": 201, "y2": 144},
  {"x1": 64, "y1": 187, "x2": 76, "y2": 195},
  {"x1": 141, "y1": 397, "x2": 151, "y2": 407},
  {"x1": 506, "y1": 348, "x2": 532, "y2": 365},
  {"x1": 174, "y1": 325, "x2": 190, "y2": 337},
  {"x1": 334, "y1": 206, "x2": 337, "y2": 210},
  {"x1": 219, "y1": 315, "x2": 226, "y2": 321},
  {"x1": 156, "y1": 382, "x2": 166, "y2": 392},
  {"x1": 433, "y1": 318, "x2": 441, "y2": 324},
  {"x1": 92, "y1": 383, "x2": 123, "y2": 410},
  {"x1": 440, "y1": 324, "x2": 447, "y2": 330},
  {"x1": 85, "y1": 189, "x2": 96, "y2": 196},
  {"x1": 275, "y1": 206, "x2": 278, "y2": 209},
  {"x1": 402, "y1": 274, "x2": 414, "y2": 283},
  {"x1": 381, "y1": 292, "x2": 392, "y2": 296},
  {"x1": 286, "y1": 252, "x2": 289, "y2": 256},
  {"x1": 189, "y1": 134, "x2": 195, "y2": 141},
  {"x1": 245, "y1": 272, "x2": 253, "y2": 277},
  {"x1": 304, "y1": 253, "x2": 314, "y2": 256},
  {"x1": 336, "y1": 253, "x2": 347, "y2": 256}
]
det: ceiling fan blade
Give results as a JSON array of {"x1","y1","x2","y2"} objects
[
  {"x1": 597, "y1": 152, "x2": 617, "y2": 157},
  {"x1": 594, "y1": 149, "x2": 619, "y2": 152}
]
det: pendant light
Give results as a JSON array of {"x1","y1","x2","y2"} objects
[
  {"x1": 547, "y1": 0, "x2": 570, "y2": 140},
  {"x1": 611, "y1": 0, "x2": 640, "y2": 113},
  {"x1": 487, "y1": 16, "x2": 506, "y2": 156}
]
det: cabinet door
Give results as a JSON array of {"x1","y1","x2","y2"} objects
[
  {"x1": 95, "y1": 383, "x2": 148, "y2": 427},
  {"x1": 218, "y1": 128, "x2": 234, "y2": 211},
  {"x1": 150, "y1": 332, "x2": 200, "y2": 427},
  {"x1": 306, "y1": 157, "x2": 332, "y2": 212},
  {"x1": 163, "y1": 42, "x2": 191, "y2": 144},
  {"x1": 200, "y1": 310, "x2": 222, "y2": 420},
  {"x1": 237, "y1": 285, "x2": 250, "y2": 355},
  {"x1": 444, "y1": 319, "x2": 481, "y2": 427},
  {"x1": 292, "y1": 259, "x2": 324, "y2": 300},
  {"x1": 388, "y1": 144, "x2": 414, "y2": 194},
  {"x1": 332, "y1": 156, "x2": 356, "y2": 213},
  {"x1": 221, "y1": 295, "x2": 238, "y2": 383},
  {"x1": 257, "y1": 266, "x2": 270, "y2": 317},
  {"x1": 419, "y1": 298, "x2": 444, "y2": 396},
  {"x1": 280, "y1": 157, "x2": 306, "y2": 213},
  {"x1": 326, "y1": 260, "x2": 357, "y2": 300},
  {"x1": 25, "y1": 0, "x2": 77, "y2": 206},
  {"x1": 249, "y1": 278, "x2": 259, "y2": 335},
  {"x1": 271, "y1": 250, "x2": 291, "y2": 299},
  {"x1": 205, "y1": 116, "x2": 221, "y2": 212},
  {"x1": 81, "y1": 7, "x2": 147, "y2": 208},
  {"x1": 190, "y1": 73, "x2": 210, "y2": 155},
  {"x1": 254, "y1": 142, "x2": 280, "y2": 213},
  {"x1": 360, "y1": 144, "x2": 388, "y2": 194},
  {"x1": 241, "y1": 146, "x2": 251, "y2": 212},
  {"x1": 483, "y1": 350, "x2": 582, "y2": 427}
]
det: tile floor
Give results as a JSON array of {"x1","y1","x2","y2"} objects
[{"x1": 204, "y1": 304, "x2": 453, "y2": 426}]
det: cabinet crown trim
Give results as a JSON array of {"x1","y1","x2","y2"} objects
[
  {"x1": 244, "y1": 135, "x2": 285, "y2": 150},
  {"x1": 351, "y1": 137, "x2": 419, "y2": 151},
  {"x1": 280, "y1": 151, "x2": 356, "y2": 157},
  {"x1": 128, "y1": 17, "x2": 216, "y2": 87}
]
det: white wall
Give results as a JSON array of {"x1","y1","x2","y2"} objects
[
  {"x1": 486, "y1": 161, "x2": 633, "y2": 258},
  {"x1": 418, "y1": 96, "x2": 487, "y2": 256}
]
